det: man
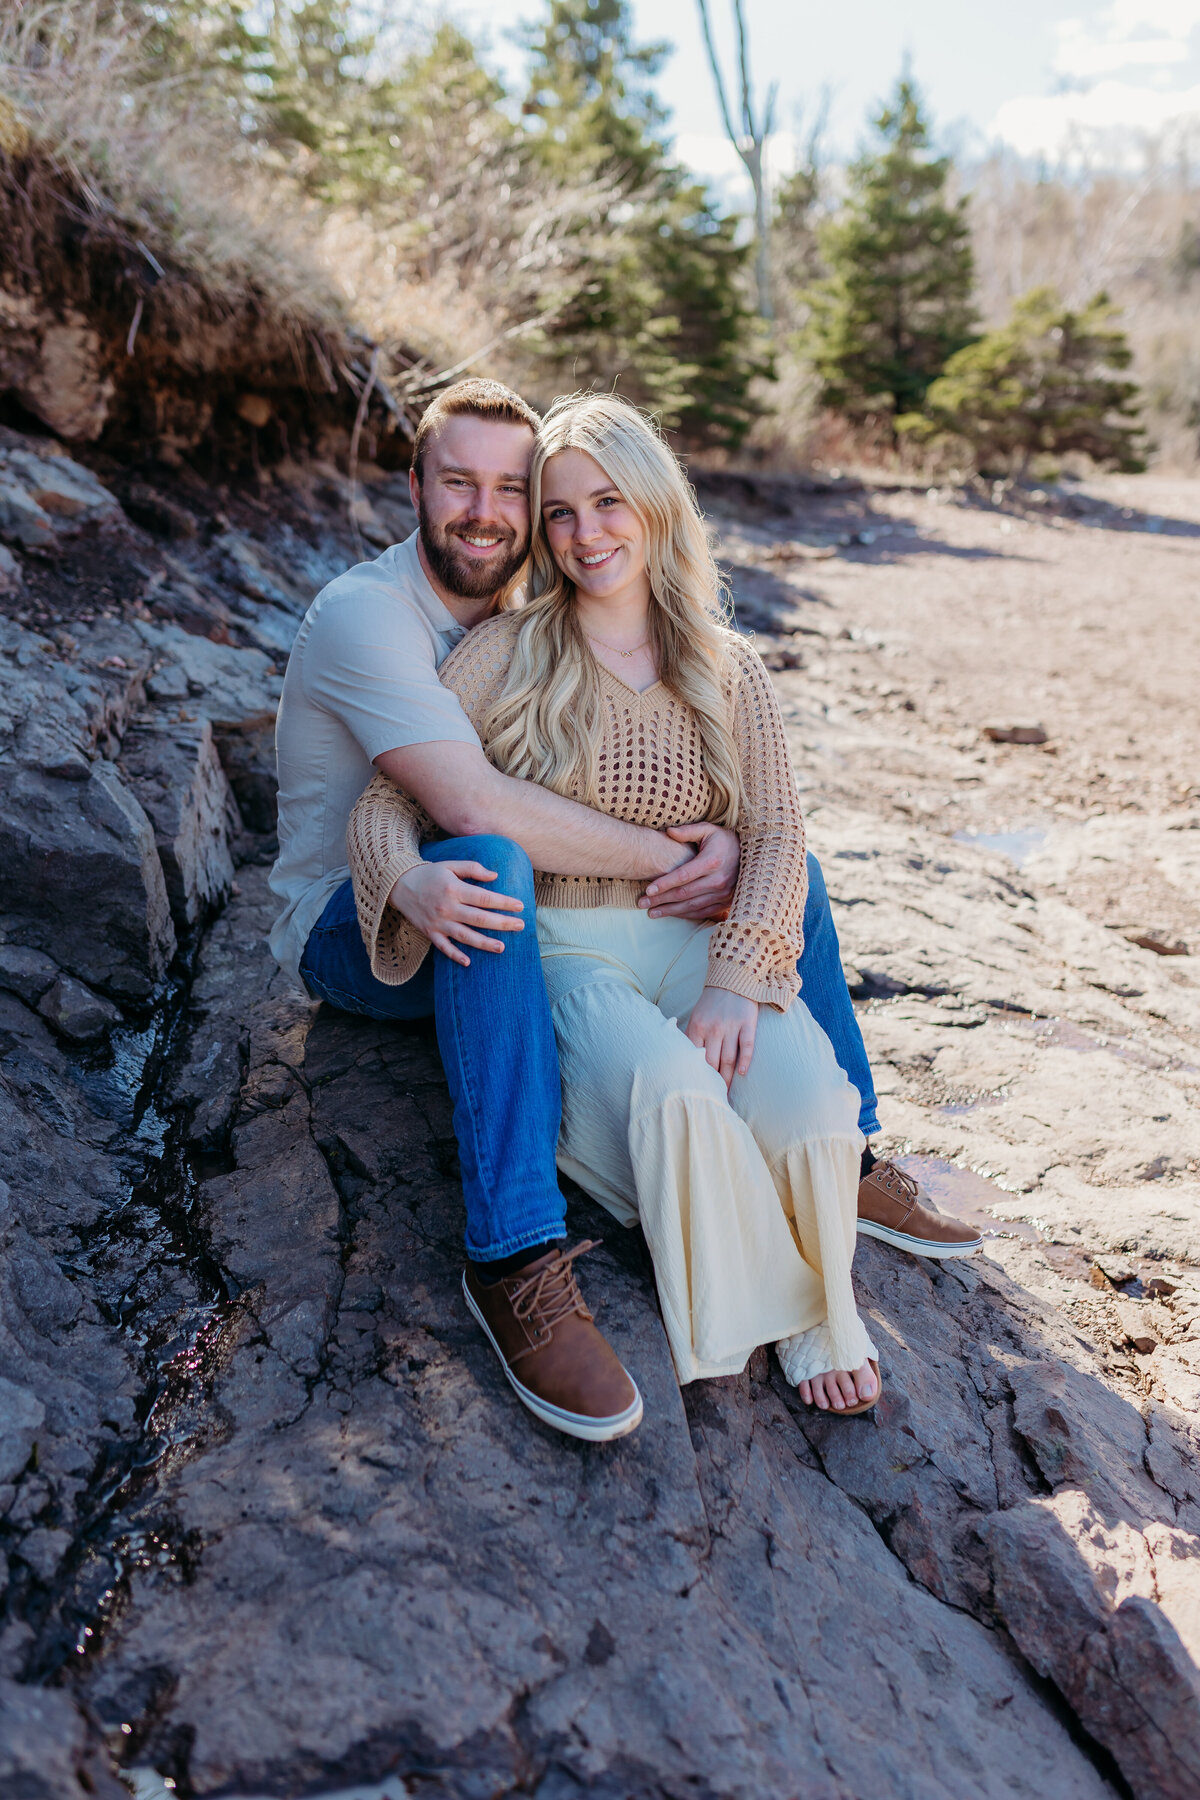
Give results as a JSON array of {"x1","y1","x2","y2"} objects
[{"x1": 270, "y1": 378, "x2": 979, "y2": 1444}]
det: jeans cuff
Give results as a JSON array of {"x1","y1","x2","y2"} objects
[
  {"x1": 858, "y1": 1111, "x2": 881, "y2": 1138},
  {"x1": 464, "y1": 1214, "x2": 567, "y2": 1264}
]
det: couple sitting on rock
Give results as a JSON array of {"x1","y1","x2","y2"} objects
[{"x1": 269, "y1": 379, "x2": 980, "y2": 1443}]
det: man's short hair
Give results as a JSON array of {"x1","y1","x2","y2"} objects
[{"x1": 411, "y1": 379, "x2": 541, "y2": 480}]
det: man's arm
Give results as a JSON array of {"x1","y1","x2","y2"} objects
[{"x1": 375, "y1": 740, "x2": 689, "y2": 880}]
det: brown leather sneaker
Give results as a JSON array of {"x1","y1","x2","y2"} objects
[
  {"x1": 857, "y1": 1161, "x2": 983, "y2": 1259},
  {"x1": 462, "y1": 1242, "x2": 643, "y2": 1442}
]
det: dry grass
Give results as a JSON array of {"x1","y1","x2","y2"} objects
[
  {"x1": 0, "y1": 2, "x2": 349, "y2": 321},
  {"x1": 0, "y1": 2, "x2": 623, "y2": 454}
]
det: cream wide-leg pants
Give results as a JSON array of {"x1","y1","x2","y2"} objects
[{"x1": 536, "y1": 906, "x2": 874, "y2": 1386}]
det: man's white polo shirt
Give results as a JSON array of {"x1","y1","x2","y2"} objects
[{"x1": 269, "y1": 532, "x2": 479, "y2": 985}]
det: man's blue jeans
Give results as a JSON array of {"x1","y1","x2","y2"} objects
[
  {"x1": 300, "y1": 836, "x2": 566, "y2": 1263},
  {"x1": 299, "y1": 839, "x2": 879, "y2": 1259}
]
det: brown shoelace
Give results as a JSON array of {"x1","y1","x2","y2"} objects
[
  {"x1": 871, "y1": 1161, "x2": 919, "y2": 1222},
  {"x1": 508, "y1": 1240, "x2": 597, "y2": 1355}
]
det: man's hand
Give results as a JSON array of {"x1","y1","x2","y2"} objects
[
  {"x1": 685, "y1": 986, "x2": 758, "y2": 1088},
  {"x1": 389, "y1": 861, "x2": 524, "y2": 967},
  {"x1": 638, "y1": 822, "x2": 740, "y2": 922}
]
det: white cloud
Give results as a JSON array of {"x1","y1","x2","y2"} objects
[
  {"x1": 1055, "y1": 32, "x2": 1189, "y2": 75},
  {"x1": 992, "y1": 78, "x2": 1200, "y2": 157},
  {"x1": 1054, "y1": 1, "x2": 1200, "y2": 80},
  {"x1": 991, "y1": 2, "x2": 1200, "y2": 158}
]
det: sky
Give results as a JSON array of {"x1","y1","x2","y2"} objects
[{"x1": 449, "y1": 0, "x2": 1200, "y2": 199}]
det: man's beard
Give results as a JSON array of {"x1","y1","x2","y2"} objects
[{"x1": 417, "y1": 498, "x2": 529, "y2": 601}]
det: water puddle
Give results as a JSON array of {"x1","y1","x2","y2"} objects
[
  {"x1": 892, "y1": 1156, "x2": 1103, "y2": 1283},
  {"x1": 1004, "y1": 1013, "x2": 1199, "y2": 1076},
  {"x1": 954, "y1": 828, "x2": 1049, "y2": 867},
  {"x1": 893, "y1": 1155, "x2": 1040, "y2": 1242}
]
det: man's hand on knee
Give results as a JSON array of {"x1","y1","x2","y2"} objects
[
  {"x1": 638, "y1": 822, "x2": 740, "y2": 922},
  {"x1": 389, "y1": 862, "x2": 525, "y2": 966}
]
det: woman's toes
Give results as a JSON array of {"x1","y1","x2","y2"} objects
[
  {"x1": 798, "y1": 1379, "x2": 813, "y2": 1405},
  {"x1": 855, "y1": 1362, "x2": 877, "y2": 1403},
  {"x1": 834, "y1": 1369, "x2": 859, "y2": 1408}
]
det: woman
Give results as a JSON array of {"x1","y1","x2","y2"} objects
[{"x1": 348, "y1": 394, "x2": 879, "y2": 1414}]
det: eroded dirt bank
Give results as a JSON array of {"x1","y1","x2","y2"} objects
[{"x1": 2, "y1": 446, "x2": 1199, "y2": 1799}]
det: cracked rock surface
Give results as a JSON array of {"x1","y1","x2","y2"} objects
[{"x1": 2, "y1": 443, "x2": 1199, "y2": 1797}]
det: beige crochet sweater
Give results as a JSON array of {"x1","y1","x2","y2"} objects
[{"x1": 347, "y1": 613, "x2": 809, "y2": 1010}]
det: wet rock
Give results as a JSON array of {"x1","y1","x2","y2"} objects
[
  {"x1": 0, "y1": 1678, "x2": 127, "y2": 1800},
  {"x1": 36, "y1": 974, "x2": 122, "y2": 1043},
  {"x1": 0, "y1": 946, "x2": 58, "y2": 1006},
  {"x1": 119, "y1": 718, "x2": 238, "y2": 929}
]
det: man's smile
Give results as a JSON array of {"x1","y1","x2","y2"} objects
[{"x1": 454, "y1": 530, "x2": 508, "y2": 555}]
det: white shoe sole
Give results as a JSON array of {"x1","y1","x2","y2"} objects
[
  {"x1": 857, "y1": 1219, "x2": 984, "y2": 1259},
  {"x1": 462, "y1": 1273, "x2": 644, "y2": 1443}
]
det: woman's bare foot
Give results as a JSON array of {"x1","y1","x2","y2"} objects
[{"x1": 797, "y1": 1359, "x2": 877, "y2": 1411}]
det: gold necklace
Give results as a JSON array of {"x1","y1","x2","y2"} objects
[{"x1": 585, "y1": 630, "x2": 651, "y2": 660}]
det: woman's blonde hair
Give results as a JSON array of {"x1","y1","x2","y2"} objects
[{"x1": 481, "y1": 392, "x2": 744, "y2": 826}]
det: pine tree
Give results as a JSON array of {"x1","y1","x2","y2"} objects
[
  {"x1": 802, "y1": 78, "x2": 975, "y2": 426},
  {"x1": 520, "y1": 0, "x2": 769, "y2": 446},
  {"x1": 900, "y1": 287, "x2": 1145, "y2": 474},
  {"x1": 521, "y1": 0, "x2": 668, "y2": 181}
]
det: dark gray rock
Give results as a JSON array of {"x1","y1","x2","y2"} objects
[
  {"x1": 0, "y1": 761, "x2": 175, "y2": 1002},
  {"x1": 0, "y1": 444, "x2": 121, "y2": 549},
  {"x1": 71, "y1": 872, "x2": 1133, "y2": 1800},
  {"x1": 0, "y1": 1377, "x2": 44, "y2": 1483},
  {"x1": 130, "y1": 622, "x2": 283, "y2": 833},
  {"x1": 36, "y1": 974, "x2": 122, "y2": 1043},
  {"x1": 0, "y1": 1677, "x2": 127, "y2": 1800},
  {"x1": 0, "y1": 947, "x2": 58, "y2": 1006},
  {"x1": 119, "y1": 717, "x2": 238, "y2": 928}
]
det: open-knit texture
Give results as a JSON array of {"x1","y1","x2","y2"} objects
[
  {"x1": 776, "y1": 1319, "x2": 879, "y2": 1388},
  {"x1": 347, "y1": 612, "x2": 809, "y2": 1010}
]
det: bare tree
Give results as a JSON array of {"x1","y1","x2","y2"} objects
[{"x1": 695, "y1": 0, "x2": 777, "y2": 320}]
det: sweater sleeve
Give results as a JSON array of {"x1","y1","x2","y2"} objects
[
  {"x1": 704, "y1": 643, "x2": 808, "y2": 1011},
  {"x1": 347, "y1": 773, "x2": 434, "y2": 985},
  {"x1": 346, "y1": 614, "x2": 521, "y2": 986}
]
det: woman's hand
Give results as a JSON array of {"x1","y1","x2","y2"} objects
[
  {"x1": 685, "y1": 986, "x2": 758, "y2": 1088},
  {"x1": 639, "y1": 822, "x2": 740, "y2": 921},
  {"x1": 388, "y1": 861, "x2": 524, "y2": 967}
]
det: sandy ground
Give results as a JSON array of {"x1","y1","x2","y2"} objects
[{"x1": 711, "y1": 470, "x2": 1200, "y2": 1425}]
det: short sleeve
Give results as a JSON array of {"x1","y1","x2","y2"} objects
[{"x1": 303, "y1": 584, "x2": 480, "y2": 762}]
